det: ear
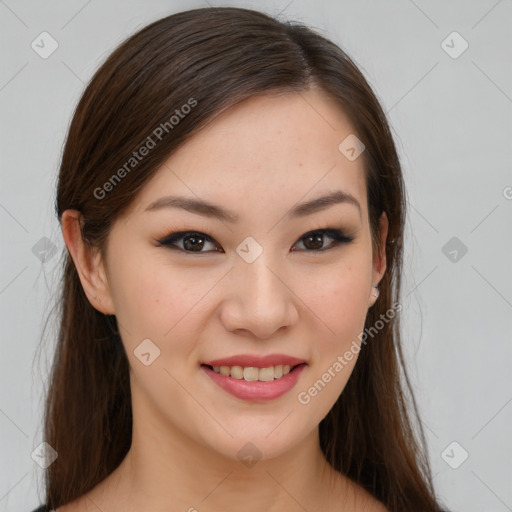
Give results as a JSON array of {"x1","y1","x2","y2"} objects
[
  {"x1": 368, "y1": 211, "x2": 388, "y2": 307},
  {"x1": 61, "y1": 209, "x2": 115, "y2": 315}
]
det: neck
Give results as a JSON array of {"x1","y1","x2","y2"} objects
[{"x1": 90, "y1": 401, "x2": 347, "y2": 511}]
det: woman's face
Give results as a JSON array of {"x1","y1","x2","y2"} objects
[{"x1": 91, "y1": 89, "x2": 387, "y2": 462}]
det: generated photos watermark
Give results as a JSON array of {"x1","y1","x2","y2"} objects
[
  {"x1": 93, "y1": 97, "x2": 198, "y2": 200},
  {"x1": 297, "y1": 300, "x2": 402, "y2": 405}
]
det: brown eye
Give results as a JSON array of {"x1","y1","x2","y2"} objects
[
  {"x1": 157, "y1": 231, "x2": 221, "y2": 253},
  {"x1": 157, "y1": 228, "x2": 354, "y2": 255},
  {"x1": 292, "y1": 229, "x2": 355, "y2": 254},
  {"x1": 302, "y1": 232, "x2": 325, "y2": 251}
]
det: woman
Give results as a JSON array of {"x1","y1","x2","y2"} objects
[{"x1": 32, "y1": 6, "x2": 449, "y2": 512}]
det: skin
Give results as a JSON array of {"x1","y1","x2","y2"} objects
[{"x1": 60, "y1": 88, "x2": 388, "y2": 512}]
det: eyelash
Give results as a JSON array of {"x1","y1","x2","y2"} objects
[{"x1": 156, "y1": 228, "x2": 355, "y2": 255}]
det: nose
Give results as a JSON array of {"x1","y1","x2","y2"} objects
[{"x1": 219, "y1": 255, "x2": 299, "y2": 339}]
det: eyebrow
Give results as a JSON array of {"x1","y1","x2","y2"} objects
[{"x1": 144, "y1": 190, "x2": 361, "y2": 222}]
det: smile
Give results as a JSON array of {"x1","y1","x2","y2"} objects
[
  {"x1": 208, "y1": 363, "x2": 296, "y2": 381},
  {"x1": 200, "y1": 363, "x2": 307, "y2": 402}
]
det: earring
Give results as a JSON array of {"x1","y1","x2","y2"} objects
[{"x1": 372, "y1": 286, "x2": 380, "y2": 299}]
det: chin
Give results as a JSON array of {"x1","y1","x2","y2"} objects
[{"x1": 195, "y1": 414, "x2": 314, "y2": 464}]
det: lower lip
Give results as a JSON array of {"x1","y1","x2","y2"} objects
[{"x1": 200, "y1": 364, "x2": 306, "y2": 402}]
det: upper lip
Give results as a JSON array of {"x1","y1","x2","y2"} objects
[{"x1": 201, "y1": 354, "x2": 306, "y2": 368}]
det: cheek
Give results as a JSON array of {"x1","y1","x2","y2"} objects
[
  {"x1": 295, "y1": 259, "x2": 370, "y2": 343},
  {"x1": 294, "y1": 262, "x2": 370, "y2": 418},
  {"x1": 108, "y1": 257, "x2": 198, "y2": 345},
  {"x1": 109, "y1": 262, "x2": 213, "y2": 425}
]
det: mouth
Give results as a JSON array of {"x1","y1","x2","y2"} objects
[
  {"x1": 201, "y1": 363, "x2": 304, "y2": 381},
  {"x1": 200, "y1": 362, "x2": 307, "y2": 402}
]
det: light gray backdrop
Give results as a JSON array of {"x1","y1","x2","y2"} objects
[{"x1": 1, "y1": 1, "x2": 511, "y2": 511}]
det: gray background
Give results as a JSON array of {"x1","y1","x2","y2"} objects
[{"x1": 1, "y1": 0, "x2": 511, "y2": 511}]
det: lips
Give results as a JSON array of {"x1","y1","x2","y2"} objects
[
  {"x1": 200, "y1": 353, "x2": 307, "y2": 401},
  {"x1": 201, "y1": 353, "x2": 306, "y2": 368},
  {"x1": 200, "y1": 363, "x2": 306, "y2": 401}
]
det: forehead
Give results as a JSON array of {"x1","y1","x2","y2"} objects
[{"x1": 127, "y1": 89, "x2": 368, "y2": 223}]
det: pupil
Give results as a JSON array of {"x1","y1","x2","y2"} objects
[
  {"x1": 184, "y1": 234, "x2": 204, "y2": 251},
  {"x1": 305, "y1": 234, "x2": 323, "y2": 250}
]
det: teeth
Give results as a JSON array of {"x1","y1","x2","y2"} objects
[
  {"x1": 230, "y1": 366, "x2": 243, "y2": 379},
  {"x1": 243, "y1": 367, "x2": 259, "y2": 381},
  {"x1": 210, "y1": 363, "x2": 297, "y2": 381},
  {"x1": 258, "y1": 367, "x2": 275, "y2": 381}
]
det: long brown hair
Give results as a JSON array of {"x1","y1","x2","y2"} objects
[{"x1": 40, "y1": 6, "x2": 447, "y2": 511}]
